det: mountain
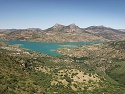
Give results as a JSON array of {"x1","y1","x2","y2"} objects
[
  {"x1": 85, "y1": 26, "x2": 125, "y2": 40},
  {"x1": 42, "y1": 24, "x2": 107, "y2": 42},
  {"x1": 4, "y1": 29, "x2": 42, "y2": 41},
  {"x1": 1, "y1": 24, "x2": 125, "y2": 42},
  {"x1": 45, "y1": 23, "x2": 83, "y2": 33},
  {"x1": 60, "y1": 24, "x2": 83, "y2": 33},
  {"x1": 0, "y1": 29, "x2": 18, "y2": 32},
  {"x1": 27, "y1": 28, "x2": 42, "y2": 31},
  {"x1": 45, "y1": 23, "x2": 64, "y2": 32},
  {"x1": 118, "y1": 29, "x2": 125, "y2": 32}
]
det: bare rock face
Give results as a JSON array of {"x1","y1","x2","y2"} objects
[
  {"x1": 61, "y1": 24, "x2": 83, "y2": 33},
  {"x1": 45, "y1": 23, "x2": 64, "y2": 32},
  {"x1": 53, "y1": 23, "x2": 64, "y2": 29},
  {"x1": 45, "y1": 23, "x2": 83, "y2": 33},
  {"x1": 69, "y1": 24, "x2": 78, "y2": 29}
]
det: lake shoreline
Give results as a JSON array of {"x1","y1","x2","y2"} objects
[{"x1": 0, "y1": 39, "x2": 100, "y2": 56}]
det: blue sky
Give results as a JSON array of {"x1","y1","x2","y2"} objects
[{"x1": 0, "y1": 0, "x2": 125, "y2": 29}]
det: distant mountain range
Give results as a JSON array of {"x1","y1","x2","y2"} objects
[
  {"x1": 85, "y1": 26, "x2": 125, "y2": 40},
  {"x1": 0, "y1": 24, "x2": 125, "y2": 42},
  {"x1": 118, "y1": 29, "x2": 125, "y2": 32}
]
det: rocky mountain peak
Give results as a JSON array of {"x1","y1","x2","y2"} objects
[
  {"x1": 68, "y1": 23, "x2": 78, "y2": 29},
  {"x1": 53, "y1": 23, "x2": 64, "y2": 29},
  {"x1": 64, "y1": 23, "x2": 82, "y2": 32}
]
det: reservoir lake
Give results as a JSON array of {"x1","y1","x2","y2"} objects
[{"x1": 3, "y1": 40, "x2": 98, "y2": 56}]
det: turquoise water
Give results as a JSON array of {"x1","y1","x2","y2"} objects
[{"x1": 1, "y1": 40, "x2": 98, "y2": 56}]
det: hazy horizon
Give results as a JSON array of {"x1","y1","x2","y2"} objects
[{"x1": 0, "y1": 24, "x2": 120, "y2": 30}]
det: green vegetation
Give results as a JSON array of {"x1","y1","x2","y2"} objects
[
  {"x1": 1, "y1": 40, "x2": 125, "y2": 93},
  {"x1": 108, "y1": 40, "x2": 125, "y2": 51},
  {"x1": 73, "y1": 56, "x2": 90, "y2": 63},
  {"x1": 106, "y1": 61, "x2": 125, "y2": 86}
]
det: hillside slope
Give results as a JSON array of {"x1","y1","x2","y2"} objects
[
  {"x1": 85, "y1": 26, "x2": 125, "y2": 40},
  {"x1": 1, "y1": 41, "x2": 125, "y2": 93},
  {"x1": 1, "y1": 24, "x2": 125, "y2": 42}
]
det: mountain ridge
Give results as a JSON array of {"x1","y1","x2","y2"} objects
[{"x1": 0, "y1": 24, "x2": 125, "y2": 42}]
